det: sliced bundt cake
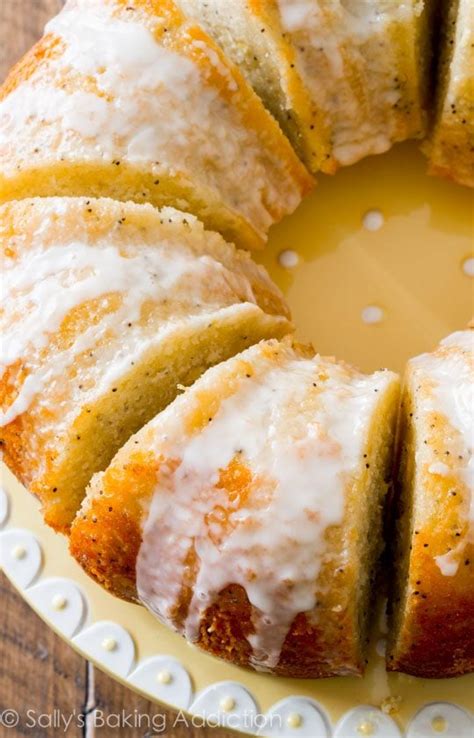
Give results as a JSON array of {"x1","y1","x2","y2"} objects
[
  {"x1": 178, "y1": 0, "x2": 433, "y2": 173},
  {"x1": 0, "y1": 0, "x2": 313, "y2": 249},
  {"x1": 422, "y1": 0, "x2": 474, "y2": 187},
  {"x1": 70, "y1": 338, "x2": 400, "y2": 678},
  {"x1": 388, "y1": 329, "x2": 474, "y2": 677},
  {"x1": 0, "y1": 197, "x2": 292, "y2": 534}
]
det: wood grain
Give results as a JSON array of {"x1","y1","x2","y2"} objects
[
  {"x1": 0, "y1": 4, "x2": 235, "y2": 735},
  {"x1": 1, "y1": 572, "x2": 85, "y2": 738},
  {"x1": 0, "y1": 0, "x2": 64, "y2": 79}
]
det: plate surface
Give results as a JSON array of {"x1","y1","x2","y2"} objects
[{"x1": 1, "y1": 142, "x2": 474, "y2": 737}]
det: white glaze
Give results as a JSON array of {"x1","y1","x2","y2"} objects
[
  {"x1": 0, "y1": 199, "x2": 273, "y2": 427},
  {"x1": 446, "y1": 0, "x2": 472, "y2": 111},
  {"x1": 276, "y1": 0, "x2": 422, "y2": 165},
  {"x1": 412, "y1": 330, "x2": 473, "y2": 576},
  {"x1": 435, "y1": 550, "x2": 462, "y2": 578},
  {"x1": 428, "y1": 462, "x2": 450, "y2": 477},
  {"x1": 137, "y1": 343, "x2": 394, "y2": 670},
  {"x1": 0, "y1": 0, "x2": 303, "y2": 237}
]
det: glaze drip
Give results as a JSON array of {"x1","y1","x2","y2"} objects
[
  {"x1": 0, "y1": 202, "x2": 261, "y2": 426},
  {"x1": 412, "y1": 330, "x2": 474, "y2": 576},
  {"x1": 137, "y1": 347, "x2": 393, "y2": 670},
  {"x1": 0, "y1": 0, "x2": 305, "y2": 237},
  {"x1": 276, "y1": 0, "x2": 422, "y2": 165}
]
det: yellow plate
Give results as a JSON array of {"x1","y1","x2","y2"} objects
[{"x1": 1, "y1": 142, "x2": 473, "y2": 737}]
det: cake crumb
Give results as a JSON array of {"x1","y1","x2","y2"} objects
[{"x1": 380, "y1": 695, "x2": 402, "y2": 715}]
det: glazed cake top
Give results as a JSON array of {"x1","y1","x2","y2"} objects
[
  {"x1": 409, "y1": 329, "x2": 473, "y2": 577},
  {"x1": 134, "y1": 339, "x2": 398, "y2": 670}
]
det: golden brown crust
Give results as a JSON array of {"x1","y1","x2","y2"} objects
[
  {"x1": 0, "y1": 0, "x2": 313, "y2": 248},
  {"x1": 0, "y1": 34, "x2": 64, "y2": 103},
  {"x1": 195, "y1": 586, "x2": 361, "y2": 679},
  {"x1": 70, "y1": 339, "x2": 399, "y2": 677},
  {"x1": 69, "y1": 450, "x2": 158, "y2": 602},
  {"x1": 388, "y1": 336, "x2": 474, "y2": 678},
  {"x1": 69, "y1": 414, "x2": 363, "y2": 678},
  {"x1": 422, "y1": 0, "x2": 474, "y2": 187},
  {"x1": 180, "y1": 0, "x2": 431, "y2": 173},
  {"x1": 69, "y1": 345, "x2": 298, "y2": 600},
  {"x1": 1, "y1": 197, "x2": 291, "y2": 534},
  {"x1": 388, "y1": 545, "x2": 474, "y2": 677}
]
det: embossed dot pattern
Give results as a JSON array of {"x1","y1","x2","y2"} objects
[
  {"x1": 361, "y1": 305, "x2": 385, "y2": 325},
  {"x1": 363, "y1": 209, "x2": 385, "y2": 232},
  {"x1": 462, "y1": 256, "x2": 474, "y2": 277},
  {"x1": 278, "y1": 249, "x2": 299, "y2": 268}
]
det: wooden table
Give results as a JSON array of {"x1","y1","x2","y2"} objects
[{"x1": 0, "y1": 4, "x2": 233, "y2": 735}]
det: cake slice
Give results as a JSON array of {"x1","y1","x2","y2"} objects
[
  {"x1": 387, "y1": 329, "x2": 474, "y2": 677},
  {"x1": 422, "y1": 0, "x2": 474, "y2": 187},
  {"x1": 0, "y1": 0, "x2": 313, "y2": 249},
  {"x1": 0, "y1": 197, "x2": 291, "y2": 534},
  {"x1": 178, "y1": 0, "x2": 433, "y2": 173},
  {"x1": 70, "y1": 338, "x2": 400, "y2": 678}
]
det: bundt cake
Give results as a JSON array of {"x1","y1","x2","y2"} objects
[
  {"x1": 0, "y1": 0, "x2": 313, "y2": 250},
  {"x1": 1, "y1": 0, "x2": 472, "y2": 686},
  {"x1": 387, "y1": 329, "x2": 474, "y2": 677},
  {"x1": 422, "y1": 0, "x2": 474, "y2": 187},
  {"x1": 0, "y1": 197, "x2": 292, "y2": 535},
  {"x1": 178, "y1": 0, "x2": 433, "y2": 173},
  {"x1": 70, "y1": 338, "x2": 400, "y2": 678}
]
